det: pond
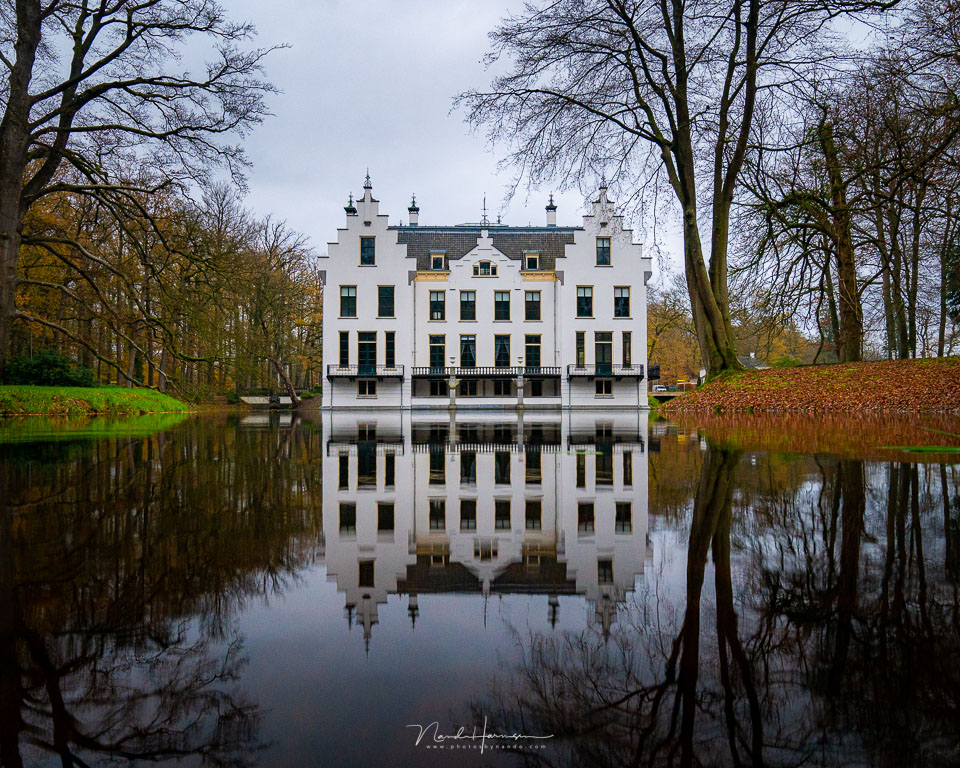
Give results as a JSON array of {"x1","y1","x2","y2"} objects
[{"x1": 1, "y1": 409, "x2": 959, "y2": 767}]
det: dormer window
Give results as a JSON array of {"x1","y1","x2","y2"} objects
[
  {"x1": 523, "y1": 252, "x2": 540, "y2": 270},
  {"x1": 473, "y1": 261, "x2": 497, "y2": 277},
  {"x1": 596, "y1": 237, "x2": 611, "y2": 266},
  {"x1": 360, "y1": 236, "x2": 375, "y2": 266},
  {"x1": 430, "y1": 252, "x2": 445, "y2": 270}
]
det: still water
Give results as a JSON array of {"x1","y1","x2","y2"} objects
[{"x1": 1, "y1": 410, "x2": 959, "y2": 767}]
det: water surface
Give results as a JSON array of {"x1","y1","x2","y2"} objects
[{"x1": 1, "y1": 410, "x2": 958, "y2": 767}]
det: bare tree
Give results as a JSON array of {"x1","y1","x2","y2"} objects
[
  {"x1": 459, "y1": 0, "x2": 894, "y2": 376},
  {"x1": 0, "y1": 0, "x2": 277, "y2": 376}
]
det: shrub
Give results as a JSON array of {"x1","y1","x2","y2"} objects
[
  {"x1": 770, "y1": 354, "x2": 802, "y2": 369},
  {"x1": 226, "y1": 391, "x2": 241, "y2": 404},
  {"x1": 4, "y1": 348, "x2": 98, "y2": 387}
]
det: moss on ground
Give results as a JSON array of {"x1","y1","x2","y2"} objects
[{"x1": 0, "y1": 386, "x2": 191, "y2": 416}]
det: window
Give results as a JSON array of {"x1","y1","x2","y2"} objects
[
  {"x1": 495, "y1": 451, "x2": 511, "y2": 484},
  {"x1": 429, "y1": 449, "x2": 445, "y2": 485},
  {"x1": 429, "y1": 290, "x2": 445, "y2": 320},
  {"x1": 385, "y1": 452, "x2": 395, "y2": 487},
  {"x1": 576, "y1": 331, "x2": 585, "y2": 367},
  {"x1": 378, "y1": 502, "x2": 395, "y2": 532},
  {"x1": 429, "y1": 335, "x2": 445, "y2": 370},
  {"x1": 338, "y1": 453, "x2": 348, "y2": 489},
  {"x1": 429, "y1": 379, "x2": 448, "y2": 397},
  {"x1": 358, "y1": 444, "x2": 376, "y2": 487},
  {"x1": 595, "y1": 331, "x2": 613, "y2": 375},
  {"x1": 578, "y1": 502, "x2": 595, "y2": 533},
  {"x1": 524, "y1": 252, "x2": 540, "y2": 270},
  {"x1": 525, "y1": 449, "x2": 542, "y2": 484},
  {"x1": 596, "y1": 448, "x2": 613, "y2": 485},
  {"x1": 623, "y1": 451, "x2": 633, "y2": 486},
  {"x1": 460, "y1": 335, "x2": 476, "y2": 368},
  {"x1": 430, "y1": 252, "x2": 445, "y2": 270},
  {"x1": 460, "y1": 499, "x2": 477, "y2": 530},
  {"x1": 576, "y1": 453, "x2": 586, "y2": 488},
  {"x1": 495, "y1": 499, "x2": 511, "y2": 529},
  {"x1": 460, "y1": 379, "x2": 478, "y2": 396},
  {"x1": 340, "y1": 286, "x2": 357, "y2": 317},
  {"x1": 339, "y1": 502, "x2": 356, "y2": 534},
  {"x1": 598, "y1": 558, "x2": 613, "y2": 584},
  {"x1": 614, "y1": 287, "x2": 630, "y2": 317},
  {"x1": 460, "y1": 291, "x2": 476, "y2": 321},
  {"x1": 530, "y1": 380, "x2": 543, "y2": 397},
  {"x1": 596, "y1": 379, "x2": 612, "y2": 396},
  {"x1": 525, "y1": 291, "x2": 541, "y2": 321},
  {"x1": 357, "y1": 331, "x2": 376, "y2": 375},
  {"x1": 360, "y1": 236, "x2": 375, "y2": 266},
  {"x1": 495, "y1": 335, "x2": 511, "y2": 367},
  {"x1": 577, "y1": 286, "x2": 593, "y2": 317},
  {"x1": 339, "y1": 331, "x2": 349, "y2": 367},
  {"x1": 596, "y1": 237, "x2": 611, "y2": 266},
  {"x1": 475, "y1": 539, "x2": 499, "y2": 560},
  {"x1": 359, "y1": 560, "x2": 375, "y2": 588},
  {"x1": 358, "y1": 379, "x2": 377, "y2": 397},
  {"x1": 461, "y1": 451, "x2": 476, "y2": 484},
  {"x1": 385, "y1": 331, "x2": 395, "y2": 368},
  {"x1": 378, "y1": 285, "x2": 395, "y2": 317},
  {"x1": 495, "y1": 291, "x2": 511, "y2": 321},
  {"x1": 525, "y1": 499, "x2": 542, "y2": 530},
  {"x1": 493, "y1": 379, "x2": 511, "y2": 396},
  {"x1": 622, "y1": 331, "x2": 631, "y2": 367},
  {"x1": 429, "y1": 499, "x2": 445, "y2": 530},
  {"x1": 615, "y1": 502, "x2": 632, "y2": 533},
  {"x1": 525, "y1": 335, "x2": 541, "y2": 368},
  {"x1": 474, "y1": 261, "x2": 497, "y2": 276}
]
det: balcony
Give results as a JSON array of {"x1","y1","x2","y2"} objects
[
  {"x1": 566, "y1": 364, "x2": 645, "y2": 379},
  {"x1": 411, "y1": 366, "x2": 561, "y2": 378},
  {"x1": 326, "y1": 364, "x2": 404, "y2": 379}
]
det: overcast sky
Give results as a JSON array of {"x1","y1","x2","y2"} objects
[{"x1": 226, "y1": 0, "x2": 660, "y2": 259}]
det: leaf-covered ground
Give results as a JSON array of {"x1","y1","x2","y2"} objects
[{"x1": 660, "y1": 357, "x2": 960, "y2": 414}]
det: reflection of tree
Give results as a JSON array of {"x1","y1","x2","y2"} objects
[
  {"x1": 0, "y1": 417, "x2": 324, "y2": 766},
  {"x1": 478, "y1": 446, "x2": 960, "y2": 768},
  {"x1": 476, "y1": 443, "x2": 757, "y2": 767}
]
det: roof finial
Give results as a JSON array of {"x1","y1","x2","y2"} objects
[
  {"x1": 363, "y1": 169, "x2": 372, "y2": 189},
  {"x1": 344, "y1": 192, "x2": 357, "y2": 215},
  {"x1": 599, "y1": 173, "x2": 607, "y2": 189},
  {"x1": 408, "y1": 193, "x2": 419, "y2": 212},
  {"x1": 546, "y1": 192, "x2": 557, "y2": 211},
  {"x1": 481, "y1": 193, "x2": 489, "y2": 226}
]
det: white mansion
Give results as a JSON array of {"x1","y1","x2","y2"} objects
[{"x1": 320, "y1": 175, "x2": 653, "y2": 409}]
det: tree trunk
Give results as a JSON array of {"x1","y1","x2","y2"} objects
[
  {"x1": 271, "y1": 356, "x2": 301, "y2": 408},
  {"x1": 819, "y1": 120, "x2": 862, "y2": 363},
  {"x1": 0, "y1": 1, "x2": 43, "y2": 378}
]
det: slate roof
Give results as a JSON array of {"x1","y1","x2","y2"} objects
[{"x1": 393, "y1": 226, "x2": 579, "y2": 271}]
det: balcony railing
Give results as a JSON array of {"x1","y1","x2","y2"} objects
[
  {"x1": 566, "y1": 364, "x2": 645, "y2": 378},
  {"x1": 411, "y1": 366, "x2": 561, "y2": 377},
  {"x1": 326, "y1": 364, "x2": 404, "y2": 378}
]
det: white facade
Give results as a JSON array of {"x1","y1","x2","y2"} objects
[
  {"x1": 320, "y1": 176, "x2": 653, "y2": 409},
  {"x1": 321, "y1": 410, "x2": 651, "y2": 648}
]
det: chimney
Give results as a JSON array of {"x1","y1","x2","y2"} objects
[
  {"x1": 408, "y1": 193, "x2": 419, "y2": 226},
  {"x1": 545, "y1": 193, "x2": 557, "y2": 227}
]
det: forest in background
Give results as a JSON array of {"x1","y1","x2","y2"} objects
[{"x1": 462, "y1": 0, "x2": 960, "y2": 379}]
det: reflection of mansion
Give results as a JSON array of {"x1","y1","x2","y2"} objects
[
  {"x1": 321, "y1": 411, "x2": 651, "y2": 649},
  {"x1": 319, "y1": 175, "x2": 653, "y2": 408}
]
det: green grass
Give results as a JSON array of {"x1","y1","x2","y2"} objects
[{"x1": 0, "y1": 385, "x2": 191, "y2": 416}]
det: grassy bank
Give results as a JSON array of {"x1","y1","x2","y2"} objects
[
  {"x1": 0, "y1": 385, "x2": 191, "y2": 416},
  {"x1": 661, "y1": 357, "x2": 960, "y2": 414}
]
